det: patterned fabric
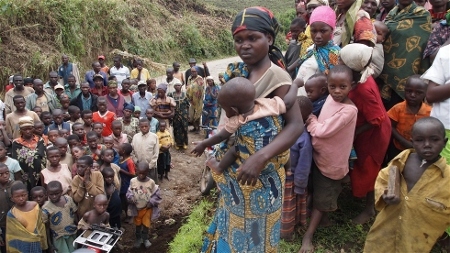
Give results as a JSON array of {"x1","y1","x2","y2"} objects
[
  {"x1": 379, "y1": 2, "x2": 431, "y2": 101},
  {"x1": 423, "y1": 21, "x2": 450, "y2": 59},
  {"x1": 281, "y1": 181, "x2": 307, "y2": 239},
  {"x1": 202, "y1": 85, "x2": 220, "y2": 127},
  {"x1": 168, "y1": 91, "x2": 189, "y2": 147},
  {"x1": 186, "y1": 78, "x2": 205, "y2": 122},
  {"x1": 201, "y1": 115, "x2": 289, "y2": 253},
  {"x1": 223, "y1": 62, "x2": 249, "y2": 82},
  {"x1": 150, "y1": 95, "x2": 176, "y2": 126},
  {"x1": 11, "y1": 136, "x2": 46, "y2": 189},
  {"x1": 42, "y1": 196, "x2": 78, "y2": 240},
  {"x1": 353, "y1": 9, "x2": 377, "y2": 46},
  {"x1": 300, "y1": 41, "x2": 340, "y2": 74},
  {"x1": 341, "y1": 0, "x2": 363, "y2": 46},
  {"x1": 118, "y1": 117, "x2": 140, "y2": 143},
  {"x1": 231, "y1": 6, "x2": 286, "y2": 69},
  {"x1": 298, "y1": 26, "x2": 314, "y2": 59},
  {"x1": 6, "y1": 205, "x2": 47, "y2": 253}
]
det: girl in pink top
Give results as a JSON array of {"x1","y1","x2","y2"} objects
[{"x1": 300, "y1": 65, "x2": 358, "y2": 253}]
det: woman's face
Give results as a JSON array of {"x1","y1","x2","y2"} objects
[
  {"x1": 233, "y1": 30, "x2": 272, "y2": 66},
  {"x1": 336, "y1": 0, "x2": 356, "y2": 10},
  {"x1": 207, "y1": 79, "x2": 214, "y2": 86},
  {"x1": 362, "y1": 0, "x2": 378, "y2": 17},
  {"x1": 310, "y1": 22, "x2": 333, "y2": 47}
]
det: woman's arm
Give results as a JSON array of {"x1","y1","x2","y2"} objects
[
  {"x1": 426, "y1": 81, "x2": 450, "y2": 103},
  {"x1": 237, "y1": 85, "x2": 304, "y2": 186}
]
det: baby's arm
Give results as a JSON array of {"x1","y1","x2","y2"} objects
[
  {"x1": 191, "y1": 129, "x2": 233, "y2": 156},
  {"x1": 283, "y1": 78, "x2": 304, "y2": 110},
  {"x1": 206, "y1": 148, "x2": 238, "y2": 174}
]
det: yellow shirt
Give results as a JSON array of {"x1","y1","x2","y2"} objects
[
  {"x1": 364, "y1": 149, "x2": 450, "y2": 253},
  {"x1": 156, "y1": 130, "x2": 173, "y2": 153},
  {"x1": 130, "y1": 68, "x2": 151, "y2": 81}
]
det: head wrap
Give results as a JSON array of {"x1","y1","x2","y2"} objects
[
  {"x1": 353, "y1": 10, "x2": 377, "y2": 47},
  {"x1": 309, "y1": 6, "x2": 336, "y2": 30},
  {"x1": 134, "y1": 106, "x2": 141, "y2": 112},
  {"x1": 108, "y1": 81, "x2": 118, "y2": 88},
  {"x1": 205, "y1": 76, "x2": 214, "y2": 81},
  {"x1": 340, "y1": 43, "x2": 374, "y2": 83},
  {"x1": 18, "y1": 116, "x2": 34, "y2": 128},
  {"x1": 231, "y1": 7, "x2": 286, "y2": 69},
  {"x1": 137, "y1": 80, "x2": 147, "y2": 86},
  {"x1": 157, "y1": 83, "x2": 168, "y2": 92},
  {"x1": 307, "y1": 0, "x2": 329, "y2": 8},
  {"x1": 123, "y1": 103, "x2": 135, "y2": 112}
]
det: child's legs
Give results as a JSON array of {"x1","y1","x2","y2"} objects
[
  {"x1": 165, "y1": 151, "x2": 171, "y2": 174},
  {"x1": 120, "y1": 193, "x2": 128, "y2": 213},
  {"x1": 157, "y1": 153, "x2": 165, "y2": 176},
  {"x1": 109, "y1": 215, "x2": 121, "y2": 229},
  {"x1": 53, "y1": 235, "x2": 76, "y2": 253}
]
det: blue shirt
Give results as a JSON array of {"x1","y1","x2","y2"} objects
[
  {"x1": 85, "y1": 70, "x2": 108, "y2": 88},
  {"x1": 58, "y1": 63, "x2": 73, "y2": 85},
  {"x1": 132, "y1": 92, "x2": 153, "y2": 118},
  {"x1": 149, "y1": 117, "x2": 159, "y2": 134},
  {"x1": 81, "y1": 94, "x2": 92, "y2": 111},
  {"x1": 288, "y1": 130, "x2": 313, "y2": 194}
]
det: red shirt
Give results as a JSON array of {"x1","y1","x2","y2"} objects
[
  {"x1": 91, "y1": 86, "x2": 108, "y2": 97},
  {"x1": 92, "y1": 111, "x2": 116, "y2": 136}
]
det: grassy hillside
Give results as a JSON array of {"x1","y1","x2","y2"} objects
[{"x1": 200, "y1": 0, "x2": 295, "y2": 13}]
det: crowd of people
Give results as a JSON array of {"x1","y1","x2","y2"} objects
[{"x1": 1, "y1": 0, "x2": 450, "y2": 252}]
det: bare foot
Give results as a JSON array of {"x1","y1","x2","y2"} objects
[
  {"x1": 206, "y1": 156, "x2": 222, "y2": 174},
  {"x1": 352, "y1": 208, "x2": 376, "y2": 224},
  {"x1": 318, "y1": 214, "x2": 335, "y2": 227},
  {"x1": 298, "y1": 236, "x2": 314, "y2": 253}
]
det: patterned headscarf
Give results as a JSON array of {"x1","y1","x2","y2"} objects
[{"x1": 231, "y1": 7, "x2": 286, "y2": 69}]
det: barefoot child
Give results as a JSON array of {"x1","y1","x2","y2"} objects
[
  {"x1": 118, "y1": 143, "x2": 136, "y2": 223},
  {"x1": 281, "y1": 96, "x2": 313, "y2": 241},
  {"x1": 102, "y1": 167, "x2": 122, "y2": 229},
  {"x1": 0, "y1": 163, "x2": 13, "y2": 253},
  {"x1": 127, "y1": 162, "x2": 161, "y2": 249},
  {"x1": 42, "y1": 181, "x2": 78, "y2": 253},
  {"x1": 41, "y1": 147, "x2": 72, "y2": 195},
  {"x1": 78, "y1": 194, "x2": 110, "y2": 230},
  {"x1": 364, "y1": 117, "x2": 450, "y2": 252},
  {"x1": 156, "y1": 121, "x2": 173, "y2": 181},
  {"x1": 300, "y1": 65, "x2": 357, "y2": 253},
  {"x1": 6, "y1": 182, "x2": 48, "y2": 252},
  {"x1": 30, "y1": 186, "x2": 47, "y2": 207}
]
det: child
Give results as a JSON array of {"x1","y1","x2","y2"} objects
[
  {"x1": 156, "y1": 121, "x2": 173, "y2": 181},
  {"x1": 126, "y1": 162, "x2": 161, "y2": 249},
  {"x1": 32, "y1": 106, "x2": 42, "y2": 117},
  {"x1": 371, "y1": 21, "x2": 388, "y2": 78},
  {"x1": 374, "y1": 21, "x2": 389, "y2": 44},
  {"x1": 42, "y1": 181, "x2": 78, "y2": 253},
  {"x1": 92, "y1": 162, "x2": 101, "y2": 171},
  {"x1": 71, "y1": 145, "x2": 85, "y2": 178},
  {"x1": 40, "y1": 111, "x2": 53, "y2": 135},
  {"x1": 47, "y1": 129, "x2": 60, "y2": 147},
  {"x1": 118, "y1": 143, "x2": 136, "y2": 223},
  {"x1": 68, "y1": 105, "x2": 83, "y2": 126},
  {"x1": 103, "y1": 136, "x2": 120, "y2": 164},
  {"x1": 102, "y1": 167, "x2": 122, "y2": 229},
  {"x1": 0, "y1": 142, "x2": 20, "y2": 181},
  {"x1": 41, "y1": 147, "x2": 72, "y2": 195},
  {"x1": 99, "y1": 148, "x2": 121, "y2": 188},
  {"x1": 92, "y1": 96, "x2": 116, "y2": 137},
  {"x1": 85, "y1": 131, "x2": 106, "y2": 163},
  {"x1": 364, "y1": 117, "x2": 450, "y2": 252},
  {"x1": 59, "y1": 94, "x2": 71, "y2": 121},
  {"x1": 48, "y1": 109, "x2": 71, "y2": 132},
  {"x1": 387, "y1": 75, "x2": 431, "y2": 160},
  {"x1": 147, "y1": 78, "x2": 157, "y2": 96},
  {"x1": 59, "y1": 128, "x2": 69, "y2": 138},
  {"x1": 6, "y1": 182, "x2": 48, "y2": 252},
  {"x1": 133, "y1": 106, "x2": 142, "y2": 119},
  {"x1": 304, "y1": 74, "x2": 328, "y2": 116},
  {"x1": 33, "y1": 121, "x2": 47, "y2": 145},
  {"x1": 145, "y1": 108, "x2": 160, "y2": 134},
  {"x1": 30, "y1": 186, "x2": 47, "y2": 207},
  {"x1": 81, "y1": 109, "x2": 93, "y2": 134},
  {"x1": 72, "y1": 122, "x2": 87, "y2": 145},
  {"x1": 131, "y1": 119, "x2": 159, "y2": 182},
  {"x1": 0, "y1": 163, "x2": 14, "y2": 253},
  {"x1": 299, "y1": 65, "x2": 357, "y2": 253},
  {"x1": 67, "y1": 134, "x2": 81, "y2": 151},
  {"x1": 109, "y1": 120, "x2": 128, "y2": 151},
  {"x1": 71, "y1": 155, "x2": 105, "y2": 218},
  {"x1": 92, "y1": 122, "x2": 105, "y2": 144},
  {"x1": 78, "y1": 194, "x2": 110, "y2": 230},
  {"x1": 281, "y1": 96, "x2": 313, "y2": 241}
]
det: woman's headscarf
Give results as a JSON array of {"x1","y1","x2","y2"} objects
[
  {"x1": 123, "y1": 103, "x2": 135, "y2": 112},
  {"x1": 309, "y1": 6, "x2": 336, "y2": 30},
  {"x1": 231, "y1": 7, "x2": 286, "y2": 69},
  {"x1": 340, "y1": 43, "x2": 374, "y2": 83},
  {"x1": 157, "y1": 83, "x2": 168, "y2": 92}
]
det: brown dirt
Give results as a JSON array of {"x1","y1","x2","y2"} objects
[{"x1": 115, "y1": 129, "x2": 208, "y2": 253}]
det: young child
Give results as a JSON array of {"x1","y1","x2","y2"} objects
[
  {"x1": 118, "y1": 143, "x2": 136, "y2": 223},
  {"x1": 147, "y1": 78, "x2": 157, "y2": 96},
  {"x1": 68, "y1": 105, "x2": 83, "y2": 126},
  {"x1": 102, "y1": 167, "x2": 122, "y2": 229},
  {"x1": 78, "y1": 194, "x2": 110, "y2": 230},
  {"x1": 6, "y1": 182, "x2": 48, "y2": 252},
  {"x1": 371, "y1": 20, "x2": 388, "y2": 78},
  {"x1": 47, "y1": 129, "x2": 60, "y2": 148},
  {"x1": 32, "y1": 106, "x2": 42, "y2": 117},
  {"x1": 109, "y1": 120, "x2": 128, "y2": 151},
  {"x1": 72, "y1": 155, "x2": 105, "y2": 218},
  {"x1": 99, "y1": 148, "x2": 121, "y2": 188},
  {"x1": 72, "y1": 122, "x2": 87, "y2": 145},
  {"x1": 41, "y1": 147, "x2": 72, "y2": 195},
  {"x1": 299, "y1": 65, "x2": 358, "y2": 253},
  {"x1": 304, "y1": 74, "x2": 328, "y2": 116},
  {"x1": 364, "y1": 117, "x2": 450, "y2": 252},
  {"x1": 145, "y1": 108, "x2": 160, "y2": 134},
  {"x1": 374, "y1": 20, "x2": 389, "y2": 44},
  {"x1": 387, "y1": 75, "x2": 431, "y2": 160},
  {"x1": 59, "y1": 128, "x2": 69, "y2": 138},
  {"x1": 92, "y1": 96, "x2": 116, "y2": 137},
  {"x1": 48, "y1": 109, "x2": 71, "y2": 132},
  {"x1": 71, "y1": 145, "x2": 86, "y2": 178},
  {"x1": 85, "y1": 131, "x2": 106, "y2": 163},
  {"x1": 81, "y1": 109, "x2": 93, "y2": 134},
  {"x1": 131, "y1": 119, "x2": 159, "y2": 182},
  {"x1": 92, "y1": 122, "x2": 105, "y2": 144},
  {"x1": 30, "y1": 186, "x2": 47, "y2": 207},
  {"x1": 33, "y1": 121, "x2": 47, "y2": 145},
  {"x1": 0, "y1": 163, "x2": 14, "y2": 253},
  {"x1": 103, "y1": 136, "x2": 120, "y2": 164},
  {"x1": 92, "y1": 162, "x2": 101, "y2": 172},
  {"x1": 59, "y1": 94, "x2": 71, "y2": 121},
  {"x1": 281, "y1": 96, "x2": 313, "y2": 241},
  {"x1": 42, "y1": 181, "x2": 78, "y2": 253},
  {"x1": 126, "y1": 162, "x2": 161, "y2": 249},
  {"x1": 156, "y1": 121, "x2": 173, "y2": 181},
  {"x1": 67, "y1": 134, "x2": 81, "y2": 151},
  {"x1": 0, "y1": 142, "x2": 21, "y2": 181},
  {"x1": 40, "y1": 111, "x2": 53, "y2": 135},
  {"x1": 133, "y1": 106, "x2": 142, "y2": 119}
]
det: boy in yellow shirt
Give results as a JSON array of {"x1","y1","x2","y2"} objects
[{"x1": 156, "y1": 121, "x2": 173, "y2": 181}]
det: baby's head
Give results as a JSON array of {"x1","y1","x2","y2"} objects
[
  {"x1": 297, "y1": 96, "x2": 313, "y2": 122},
  {"x1": 305, "y1": 73, "x2": 328, "y2": 102},
  {"x1": 218, "y1": 77, "x2": 255, "y2": 118},
  {"x1": 374, "y1": 21, "x2": 389, "y2": 44},
  {"x1": 411, "y1": 117, "x2": 447, "y2": 163},
  {"x1": 93, "y1": 194, "x2": 108, "y2": 215},
  {"x1": 404, "y1": 75, "x2": 427, "y2": 107}
]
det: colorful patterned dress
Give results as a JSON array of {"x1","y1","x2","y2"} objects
[
  {"x1": 186, "y1": 76, "x2": 205, "y2": 123},
  {"x1": 202, "y1": 85, "x2": 220, "y2": 127},
  {"x1": 118, "y1": 117, "x2": 140, "y2": 143},
  {"x1": 169, "y1": 91, "x2": 189, "y2": 148},
  {"x1": 202, "y1": 115, "x2": 289, "y2": 253}
]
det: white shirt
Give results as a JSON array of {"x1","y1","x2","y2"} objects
[
  {"x1": 296, "y1": 51, "x2": 318, "y2": 96},
  {"x1": 421, "y1": 44, "x2": 450, "y2": 129},
  {"x1": 109, "y1": 65, "x2": 130, "y2": 88}
]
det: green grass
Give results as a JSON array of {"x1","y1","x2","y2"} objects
[
  {"x1": 170, "y1": 186, "x2": 446, "y2": 252},
  {"x1": 199, "y1": 0, "x2": 294, "y2": 13}
]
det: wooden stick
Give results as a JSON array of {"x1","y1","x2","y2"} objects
[{"x1": 387, "y1": 165, "x2": 400, "y2": 199}]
